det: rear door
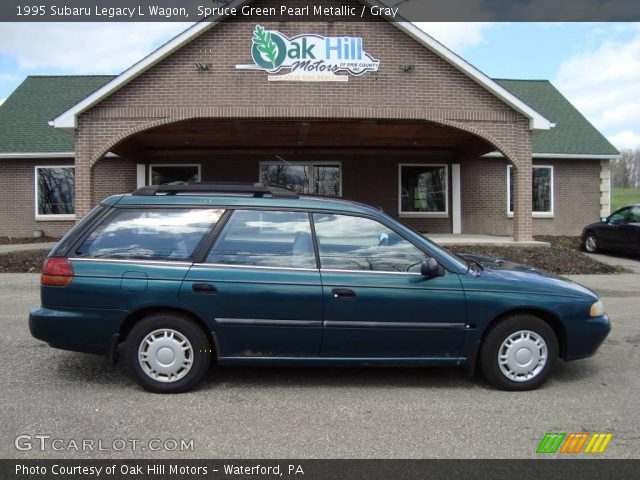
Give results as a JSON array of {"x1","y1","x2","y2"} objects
[
  {"x1": 312, "y1": 213, "x2": 467, "y2": 359},
  {"x1": 180, "y1": 209, "x2": 323, "y2": 359},
  {"x1": 51, "y1": 208, "x2": 223, "y2": 336}
]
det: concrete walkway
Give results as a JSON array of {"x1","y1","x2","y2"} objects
[
  {"x1": 427, "y1": 234, "x2": 549, "y2": 247},
  {"x1": 567, "y1": 273, "x2": 640, "y2": 297},
  {"x1": 0, "y1": 242, "x2": 56, "y2": 254},
  {"x1": 582, "y1": 252, "x2": 640, "y2": 274}
]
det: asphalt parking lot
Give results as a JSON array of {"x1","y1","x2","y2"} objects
[{"x1": 1, "y1": 272, "x2": 638, "y2": 459}]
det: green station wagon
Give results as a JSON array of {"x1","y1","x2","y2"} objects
[{"x1": 30, "y1": 183, "x2": 610, "y2": 393}]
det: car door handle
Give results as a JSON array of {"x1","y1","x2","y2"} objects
[
  {"x1": 332, "y1": 288, "x2": 357, "y2": 299},
  {"x1": 192, "y1": 283, "x2": 217, "y2": 294}
]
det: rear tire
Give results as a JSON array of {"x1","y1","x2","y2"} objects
[
  {"x1": 480, "y1": 315, "x2": 558, "y2": 391},
  {"x1": 581, "y1": 232, "x2": 600, "y2": 253},
  {"x1": 125, "y1": 312, "x2": 211, "y2": 393}
]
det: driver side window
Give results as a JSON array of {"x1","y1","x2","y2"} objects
[
  {"x1": 312, "y1": 213, "x2": 427, "y2": 273},
  {"x1": 609, "y1": 208, "x2": 629, "y2": 225}
]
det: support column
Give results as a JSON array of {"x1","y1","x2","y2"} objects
[
  {"x1": 74, "y1": 144, "x2": 93, "y2": 220},
  {"x1": 512, "y1": 157, "x2": 533, "y2": 242},
  {"x1": 451, "y1": 164, "x2": 462, "y2": 234},
  {"x1": 599, "y1": 159, "x2": 611, "y2": 218}
]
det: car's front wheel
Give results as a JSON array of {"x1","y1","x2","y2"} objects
[
  {"x1": 125, "y1": 312, "x2": 211, "y2": 393},
  {"x1": 480, "y1": 314, "x2": 558, "y2": 391},
  {"x1": 582, "y1": 232, "x2": 600, "y2": 253}
]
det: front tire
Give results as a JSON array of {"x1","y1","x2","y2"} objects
[
  {"x1": 582, "y1": 232, "x2": 600, "y2": 253},
  {"x1": 125, "y1": 312, "x2": 211, "y2": 393},
  {"x1": 480, "y1": 315, "x2": 558, "y2": 391}
]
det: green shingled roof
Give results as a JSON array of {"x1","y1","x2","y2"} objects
[
  {"x1": 0, "y1": 75, "x2": 114, "y2": 153},
  {"x1": 0, "y1": 75, "x2": 619, "y2": 156},
  {"x1": 495, "y1": 79, "x2": 619, "y2": 156}
]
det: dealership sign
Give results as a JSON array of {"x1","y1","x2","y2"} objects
[{"x1": 235, "y1": 25, "x2": 380, "y2": 81}]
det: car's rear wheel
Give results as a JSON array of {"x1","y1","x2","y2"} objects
[
  {"x1": 480, "y1": 314, "x2": 558, "y2": 391},
  {"x1": 582, "y1": 232, "x2": 600, "y2": 253},
  {"x1": 125, "y1": 312, "x2": 211, "y2": 393}
]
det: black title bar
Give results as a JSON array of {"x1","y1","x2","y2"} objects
[
  {"x1": 1, "y1": 0, "x2": 640, "y2": 22},
  {"x1": 2, "y1": 459, "x2": 640, "y2": 480}
]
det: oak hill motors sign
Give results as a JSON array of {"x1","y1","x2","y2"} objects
[{"x1": 235, "y1": 25, "x2": 380, "y2": 81}]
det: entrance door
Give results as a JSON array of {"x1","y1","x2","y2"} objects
[
  {"x1": 180, "y1": 209, "x2": 323, "y2": 358},
  {"x1": 312, "y1": 213, "x2": 467, "y2": 358}
]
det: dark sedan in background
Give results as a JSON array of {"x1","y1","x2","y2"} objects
[{"x1": 581, "y1": 204, "x2": 640, "y2": 255}]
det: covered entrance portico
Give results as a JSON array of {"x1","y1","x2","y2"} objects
[
  {"x1": 84, "y1": 116, "x2": 531, "y2": 238},
  {"x1": 49, "y1": 14, "x2": 554, "y2": 241}
]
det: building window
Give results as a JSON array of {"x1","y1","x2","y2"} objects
[
  {"x1": 399, "y1": 164, "x2": 448, "y2": 216},
  {"x1": 260, "y1": 162, "x2": 341, "y2": 196},
  {"x1": 507, "y1": 165, "x2": 554, "y2": 217},
  {"x1": 149, "y1": 164, "x2": 201, "y2": 185},
  {"x1": 35, "y1": 166, "x2": 75, "y2": 219}
]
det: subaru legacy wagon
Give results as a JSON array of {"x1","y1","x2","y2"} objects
[{"x1": 29, "y1": 183, "x2": 610, "y2": 393}]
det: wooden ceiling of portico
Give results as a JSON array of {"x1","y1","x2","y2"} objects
[{"x1": 112, "y1": 119, "x2": 494, "y2": 158}]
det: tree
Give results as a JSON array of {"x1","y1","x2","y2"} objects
[{"x1": 611, "y1": 148, "x2": 640, "y2": 188}]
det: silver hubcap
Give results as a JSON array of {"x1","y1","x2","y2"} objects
[
  {"x1": 498, "y1": 330, "x2": 548, "y2": 382},
  {"x1": 585, "y1": 235, "x2": 597, "y2": 252},
  {"x1": 138, "y1": 329, "x2": 194, "y2": 383}
]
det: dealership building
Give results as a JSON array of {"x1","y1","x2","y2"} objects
[{"x1": 0, "y1": 7, "x2": 620, "y2": 240}]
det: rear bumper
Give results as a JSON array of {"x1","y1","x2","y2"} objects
[
  {"x1": 565, "y1": 314, "x2": 611, "y2": 360},
  {"x1": 29, "y1": 306, "x2": 127, "y2": 355}
]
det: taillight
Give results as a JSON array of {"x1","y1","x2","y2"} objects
[{"x1": 41, "y1": 257, "x2": 74, "y2": 286}]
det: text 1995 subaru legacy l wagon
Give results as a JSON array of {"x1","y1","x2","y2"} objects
[{"x1": 30, "y1": 183, "x2": 610, "y2": 393}]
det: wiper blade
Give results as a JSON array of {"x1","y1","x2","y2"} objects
[{"x1": 466, "y1": 257, "x2": 484, "y2": 271}]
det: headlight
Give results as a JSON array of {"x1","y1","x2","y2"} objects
[{"x1": 590, "y1": 300, "x2": 605, "y2": 317}]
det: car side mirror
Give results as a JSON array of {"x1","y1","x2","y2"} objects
[
  {"x1": 420, "y1": 258, "x2": 444, "y2": 278},
  {"x1": 600, "y1": 217, "x2": 608, "y2": 223}
]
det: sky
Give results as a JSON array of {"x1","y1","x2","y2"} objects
[{"x1": 0, "y1": 22, "x2": 639, "y2": 150}]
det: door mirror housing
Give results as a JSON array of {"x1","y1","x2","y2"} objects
[
  {"x1": 420, "y1": 258, "x2": 444, "y2": 278},
  {"x1": 600, "y1": 216, "x2": 608, "y2": 223}
]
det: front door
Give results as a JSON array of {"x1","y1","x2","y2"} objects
[
  {"x1": 600, "y1": 207, "x2": 630, "y2": 250},
  {"x1": 312, "y1": 213, "x2": 467, "y2": 358},
  {"x1": 181, "y1": 209, "x2": 323, "y2": 358},
  {"x1": 619, "y1": 206, "x2": 640, "y2": 252}
]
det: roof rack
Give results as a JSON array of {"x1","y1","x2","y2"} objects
[{"x1": 133, "y1": 182, "x2": 299, "y2": 198}]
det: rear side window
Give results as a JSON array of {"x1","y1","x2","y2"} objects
[
  {"x1": 75, "y1": 208, "x2": 223, "y2": 261},
  {"x1": 207, "y1": 210, "x2": 316, "y2": 269}
]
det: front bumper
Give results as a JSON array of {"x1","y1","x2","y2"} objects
[
  {"x1": 565, "y1": 314, "x2": 611, "y2": 360},
  {"x1": 29, "y1": 306, "x2": 127, "y2": 355}
]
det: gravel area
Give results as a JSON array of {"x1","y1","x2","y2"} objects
[
  {"x1": 0, "y1": 249, "x2": 49, "y2": 273},
  {"x1": 0, "y1": 236, "x2": 58, "y2": 245}
]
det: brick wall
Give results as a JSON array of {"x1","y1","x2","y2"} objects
[
  {"x1": 0, "y1": 154, "x2": 602, "y2": 238},
  {"x1": 460, "y1": 157, "x2": 601, "y2": 236},
  {"x1": 532, "y1": 158, "x2": 601, "y2": 236},
  {"x1": 92, "y1": 157, "x2": 137, "y2": 204},
  {"x1": 0, "y1": 159, "x2": 75, "y2": 238}
]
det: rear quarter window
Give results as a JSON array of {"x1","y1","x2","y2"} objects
[{"x1": 75, "y1": 208, "x2": 224, "y2": 261}]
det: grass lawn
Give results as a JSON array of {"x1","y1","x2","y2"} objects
[{"x1": 611, "y1": 187, "x2": 640, "y2": 211}]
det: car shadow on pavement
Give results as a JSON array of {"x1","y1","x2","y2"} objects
[
  {"x1": 200, "y1": 365, "x2": 478, "y2": 391},
  {"x1": 47, "y1": 349, "x2": 601, "y2": 392},
  {"x1": 549, "y1": 358, "x2": 603, "y2": 383}
]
